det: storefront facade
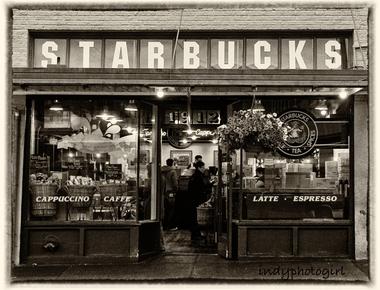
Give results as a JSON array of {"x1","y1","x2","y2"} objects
[{"x1": 10, "y1": 5, "x2": 369, "y2": 265}]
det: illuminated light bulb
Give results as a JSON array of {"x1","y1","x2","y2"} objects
[
  {"x1": 181, "y1": 138, "x2": 188, "y2": 144},
  {"x1": 339, "y1": 91, "x2": 349, "y2": 100},
  {"x1": 68, "y1": 152, "x2": 74, "y2": 158},
  {"x1": 320, "y1": 110, "x2": 328, "y2": 116},
  {"x1": 105, "y1": 161, "x2": 110, "y2": 165},
  {"x1": 156, "y1": 90, "x2": 165, "y2": 98},
  {"x1": 191, "y1": 135, "x2": 198, "y2": 140},
  {"x1": 49, "y1": 99, "x2": 63, "y2": 111},
  {"x1": 212, "y1": 139, "x2": 218, "y2": 144},
  {"x1": 96, "y1": 153, "x2": 101, "y2": 158}
]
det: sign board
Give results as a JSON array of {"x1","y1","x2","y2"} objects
[
  {"x1": 44, "y1": 111, "x2": 71, "y2": 128},
  {"x1": 245, "y1": 193, "x2": 344, "y2": 219},
  {"x1": 278, "y1": 110, "x2": 318, "y2": 158},
  {"x1": 29, "y1": 155, "x2": 49, "y2": 174},
  {"x1": 66, "y1": 156, "x2": 88, "y2": 176},
  {"x1": 104, "y1": 164, "x2": 122, "y2": 180},
  {"x1": 164, "y1": 110, "x2": 220, "y2": 125},
  {"x1": 33, "y1": 37, "x2": 345, "y2": 70}
]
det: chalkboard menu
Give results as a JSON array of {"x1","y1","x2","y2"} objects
[
  {"x1": 104, "y1": 164, "x2": 122, "y2": 180},
  {"x1": 66, "y1": 156, "x2": 88, "y2": 176},
  {"x1": 30, "y1": 155, "x2": 49, "y2": 174}
]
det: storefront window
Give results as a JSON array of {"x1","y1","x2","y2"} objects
[
  {"x1": 228, "y1": 96, "x2": 351, "y2": 220},
  {"x1": 27, "y1": 97, "x2": 157, "y2": 222}
]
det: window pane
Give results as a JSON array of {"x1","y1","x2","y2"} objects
[
  {"x1": 28, "y1": 98, "x2": 139, "y2": 222},
  {"x1": 246, "y1": 39, "x2": 279, "y2": 69},
  {"x1": 317, "y1": 38, "x2": 343, "y2": 69},
  {"x1": 69, "y1": 39, "x2": 102, "y2": 68},
  {"x1": 34, "y1": 39, "x2": 67, "y2": 67},
  {"x1": 140, "y1": 40, "x2": 173, "y2": 69},
  {"x1": 211, "y1": 39, "x2": 243, "y2": 69},
  {"x1": 281, "y1": 39, "x2": 313, "y2": 69},
  {"x1": 175, "y1": 39, "x2": 208, "y2": 69},
  {"x1": 104, "y1": 39, "x2": 137, "y2": 68},
  {"x1": 241, "y1": 148, "x2": 349, "y2": 220},
  {"x1": 139, "y1": 103, "x2": 158, "y2": 220}
]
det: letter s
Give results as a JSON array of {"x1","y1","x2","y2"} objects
[
  {"x1": 325, "y1": 40, "x2": 342, "y2": 69},
  {"x1": 41, "y1": 41, "x2": 58, "y2": 67}
]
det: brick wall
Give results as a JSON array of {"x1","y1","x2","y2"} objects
[{"x1": 11, "y1": 7, "x2": 368, "y2": 68}]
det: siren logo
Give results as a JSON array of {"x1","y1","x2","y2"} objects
[{"x1": 278, "y1": 110, "x2": 318, "y2": 158}]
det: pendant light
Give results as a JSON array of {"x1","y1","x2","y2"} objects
[
  {"x1": 252, "y1": 100, "x2": 265, "y2": 112},
  {"x1": 49, "y1": 99, "x2": 63, "y2": 111},
  {"x1": 251, "y1": 86, "x2": 265, "y2": 112},
  {"x1": 315, "y1": 99, "x2": 328, "y2": 111},
  {"x1": 124, "y1": 100, "x2": 138, "y2": 112},
  {"x1": 96, "y1": 106, "x2": 114, "y2": 120}
]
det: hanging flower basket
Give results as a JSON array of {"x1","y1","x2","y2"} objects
[{"x1": 217, "y1": 110, "x2": 288, "y2": 154}]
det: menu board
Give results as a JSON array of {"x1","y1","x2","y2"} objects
[
  {"x1": 30, "y1": 155, "x2": 49, "y2": 174},
  {"x1": 66, "y1": 156, "x2": 88, "y2": 176},
  {"x1": 104, "y1": 164, "x2": 122, "y2": 180},
  {"x1": 44, "y1": 111, "x2": 71, "y2": 128}
]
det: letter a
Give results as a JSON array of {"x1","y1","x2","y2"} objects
[{"x1": 112, "y1": 41, "x2": 130, "y2": 68}]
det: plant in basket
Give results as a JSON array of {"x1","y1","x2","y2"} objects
[{"x1": 217, "y1": 110, "x2": 289, "y2": 154}]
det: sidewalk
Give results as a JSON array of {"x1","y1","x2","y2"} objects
[{"x1": 11, "y1": 254, "x2": 370, "y2": 283}]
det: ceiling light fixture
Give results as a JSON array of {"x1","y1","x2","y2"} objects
[
  {"x1": 124, "y1": 100, "x2": 138, "y2": 111},
  {"x1": 315, "y1": 100, "x2": 328, "y2": 111},
  {"x1": 338, "y1": 91, "x2": 349, "y2": 100},
  {"x1": 96, "y1": 106, "x2": 114, "y2": 120},
  {"x1": 49, "y1": 99, "x2": 63, "y2": 111},
  {"x1": 155, "y1": 87, "x2": 165, "y2": 98},
  {"x1": 252, "y1": 100, "x2": 266, "y2": 112}
]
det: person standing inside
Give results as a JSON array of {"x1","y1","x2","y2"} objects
[
  {"x1": 161, "y1": 158, "x2": 179, "y2": 230},
  {"x1": 255, "y1": 167, "x2": 265, "y2": 188},
  {"x1": 186, "y1": 154, "x2": 203, "y2": 170},
  {"x1": 187, "y1": 161, "x2": 208, "y2": 242}
]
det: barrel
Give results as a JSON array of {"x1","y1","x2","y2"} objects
[{"x1": 30, "y1": 183, "x2": 58, "y2": 217}]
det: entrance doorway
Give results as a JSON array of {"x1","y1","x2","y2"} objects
[
  {"x1": 161, "y1": 140, "x2": 218, "y2": 254},
  {"x1": 159, "y1": 97, "x2": 229, "y2": 255}
]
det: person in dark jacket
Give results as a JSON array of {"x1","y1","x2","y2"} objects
[
  {"x1": 255, "y1": 167, "x2": 265, "y2": 188},
  {"x1": 161, "y1": 158, "x2": 179, "y2": 230},
  {"x1": 187, "y1": 160, "x2": 208, "y2": 241}
]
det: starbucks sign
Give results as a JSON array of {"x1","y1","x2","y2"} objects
[{"x1": 278, "y1": 110, "x2": 318, "y2": 158}]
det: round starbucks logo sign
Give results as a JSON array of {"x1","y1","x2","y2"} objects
[{"x1": 278, "y1": 110, "x2": 318, "y2": 158}]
